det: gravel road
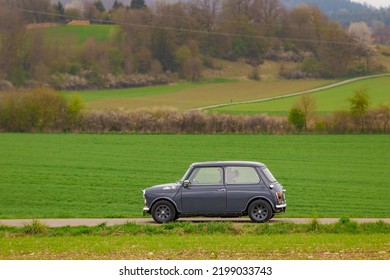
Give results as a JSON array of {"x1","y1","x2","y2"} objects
[{"x1": 1, "y1": 218, "x2": 389, "y2": 227}]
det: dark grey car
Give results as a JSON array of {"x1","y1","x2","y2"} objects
[{"x1": 142, "y1": 161, "x2": 286, "y2": 223}]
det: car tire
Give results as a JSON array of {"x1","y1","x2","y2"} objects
[
  {"x1": 248, "y1": 200, "x2": 272, "y2": 223},
  {"x1": 151, "y1": 200, "x2": 176, "y2": 223}
]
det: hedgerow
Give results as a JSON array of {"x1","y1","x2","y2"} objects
[{"x1": 1, "y1": 88, "x2": 389, "y2": 134}]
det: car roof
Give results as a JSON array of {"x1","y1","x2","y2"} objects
[{"x1": 190, "y1": 161, "x2": 266, "y2": 168}]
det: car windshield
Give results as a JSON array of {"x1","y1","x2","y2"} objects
[
  {"x1": 179, "y1": 166, "x2": 193, "y2": 182},
  {"x1": 262, "y1": 168, "x2": 277, "y2": 182}
]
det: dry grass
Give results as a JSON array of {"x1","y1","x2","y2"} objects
[{"x1": 86, "y1": 79, "x2": 334, "y2": 111}]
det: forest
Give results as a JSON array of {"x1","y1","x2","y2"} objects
[{"x1": 0, "y1": 0, "x2": 385, "y2": 89}]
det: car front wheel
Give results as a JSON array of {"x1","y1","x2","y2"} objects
[
  {"x1": 151, "y1": 200, "x2": 176, "y2": 223},
  {"x1": 248, "y1": 200, "x2": 272, "y2": 223}
]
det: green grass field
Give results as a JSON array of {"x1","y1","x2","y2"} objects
[
  {"x1": 45, "y1": 24, "x2": 118, "y2": 44},
  {"x1": 212, "y1": 75, "x2": 390, "y2": 115},
  {"x1": 0, "y1": 134, "x2": 389, "y2": 219}
]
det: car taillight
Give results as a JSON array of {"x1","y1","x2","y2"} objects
[{"x1": 276, "y1": 192, "x2": 282, "y2": 203}]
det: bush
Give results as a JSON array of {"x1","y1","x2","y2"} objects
[
  {"x1": 79, "y1": 109, "x2": 288, "y2": 134},
  {"x1": 288, "y1": 107, "x2": 305, "y2": 132},
  {"x1": 0, "y1": 88, "x2": 83, "y2": 132}
]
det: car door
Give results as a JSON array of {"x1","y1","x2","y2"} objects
[{"x1": 181, "y1": 167, "x2": 227, "y2": 213}]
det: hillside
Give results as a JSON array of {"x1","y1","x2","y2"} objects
[
  {"x1": 2, "y1": 1, "x2": 387, "y2": 89},
  {"x1": 55, "y1": 0, "x2": 390, "y2": 26}
]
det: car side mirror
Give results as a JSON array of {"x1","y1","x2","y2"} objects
[{"x1": 183, "y1": 180, "x2": 190, "y2": 187}]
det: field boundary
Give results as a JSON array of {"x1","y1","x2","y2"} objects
[
  {"x1": 194, "y1": 73, "x2": 390, "y2": 111},
  {"x1": 1, "y1": 218, "x2": 389, "y2": 227}
]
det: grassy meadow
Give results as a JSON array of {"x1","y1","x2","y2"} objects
[
  {"x1": 0, "y1": 133, "x2": 389, "y2": 219},
  {"x1": 67, "y1": 75, "x2": 390, "y2": 113},
  {"x1": 71, "y1": 79, "x2": 335, "y2": 111},
  {"x1": 45, "y1": 24, "x2": 118, "y2": 43},
  {"x1": 211, "y1": 75, "x2": 390, "y2": 115}
]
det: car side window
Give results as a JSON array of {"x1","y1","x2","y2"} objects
[
  {"x1": 226, "y1": 167, "x2": 260, "y2": 184},
  {"x1": 189, "y1": 167, "x2": 223, "y2": 185}
]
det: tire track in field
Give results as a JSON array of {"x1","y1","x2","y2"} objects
[
  {"x1": 194, "y1": 73, "x2": 390, "y2": 111},
  {"x1": 1, "y1": 218, "x2": 389, "y2": 227}
]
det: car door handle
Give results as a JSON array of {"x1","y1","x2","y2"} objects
[{"x1": 217, "y1": 189, "x2": 226, "y2": 192}]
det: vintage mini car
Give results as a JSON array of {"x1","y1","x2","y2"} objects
[{"x1": 142, "y1": 161, "x2": 286, "y2": 223}]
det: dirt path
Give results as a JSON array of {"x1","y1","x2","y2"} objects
[
  {"x1": 1, "y1": 218, "x2": 389, "y2": 227},
  {"x1": 194, "y1": 73, "x2": 390, "y2": 111}
]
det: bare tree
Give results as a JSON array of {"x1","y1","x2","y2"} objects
[
  {"x1": 188, "y1": 0, "x2": 221, "y2": 32},
  {"x1": 0, "y1": 3, "x2": 26, "y2": 82},
  {"x1": 295, "y1": 93, "x2": 317, "y2": 131},
  {"x1": 249, "y1": 0, "x2": 283, "y2": 32}
]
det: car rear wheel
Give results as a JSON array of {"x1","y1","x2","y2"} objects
[
  {"x1": 248, "y1": 200, "x2": 272, "y2": 223},
  {"x1": 151, "y1": 200, "x2": 176, "y2": 223}
]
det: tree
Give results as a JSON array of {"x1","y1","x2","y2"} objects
[
  {"x1": 249, "y1": 0, "x2": 283, "y2": 34},
  {"x1": 348, "y1": 22, "x2": 376, "y2": 73},
  {"x1": 317, "y1": 22, "x2": 354, "y2": 77},
  {"x1": 0, "y1": 3, "x2": 27, "y2": 84},
  {"x1": 112, "y1": 0, "x2": 124, "y2": 10},
  {"x1": 349, "y1": 88, "x2": 370, "y2": 132},
  {"x1": 151, "y1": 29, "x2": 175, "y2": 71},
  {"x1": 288, "y1": 107, "x2": 305, "y2": 132},
  {"x1": 188, "y1": 0, "x2": 221, "y2": 32},
  {"x1": 217, "y1": 0, "x2": 261, "y2": 61},
  {"x1": 26, "y1": 29, "x2": 52, "y2": 82},
  {"x1": 9, "y1": 0, "x2": 53, "y2": 23},
  {"x1": 93, "y1": 0, "x2": 105, "y2": 13},
  {"x1": 53, "y1": 1, "x2": 65, "y2": 22},
  {"x1": 130, "y1": 0, "x2": 146, "y2": 9},
  {"x1": 295, "y1": 94, "x2": 316, "y2": 131},
  {"x1": 187, "y1": 0, "x2": 221, "y2": 56}
]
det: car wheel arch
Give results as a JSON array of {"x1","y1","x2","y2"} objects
[
  {"x1": 245, "y1": 197, "x2": 275, "y2": 213},
  {"x1": 150, "y1": 198, "x2": 180, "y2": 214}
]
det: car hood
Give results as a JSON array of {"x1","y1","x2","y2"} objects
[{"x1": 145, "y1": 183, "x2": 181, "y2": 193}]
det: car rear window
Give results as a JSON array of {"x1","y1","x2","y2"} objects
[
  {"x1": 226, "y1": 166, "x2": 260, "y2": 184},
  {"x1": 262, "y1": 168, "x2": 277, "y2": 182}
]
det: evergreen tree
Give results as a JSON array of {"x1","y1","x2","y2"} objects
[
  {"x1": 53, "y1": 1, "x2": 65, "y2": 15},
  {"x1": 130, "y1": 0, "x2": 146, "y2": 9},
  {"x1": 94, "y1": 0, "x2": 105, "y2": 13},
  {"x1": 112, "y1": 0, "x2": 124, "y2": 10}
]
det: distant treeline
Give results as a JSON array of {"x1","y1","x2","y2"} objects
[
  {"x1": 0, "y1": 0, "x2": 385, "y2": 89},
  {"x1": 1, "y1": 88, "x2": 389, "y2": 134},
  {"x1": 282, "y1": 0, "x2": 390, "y2": 26}
]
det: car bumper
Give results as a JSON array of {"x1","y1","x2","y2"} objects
[
  {"x1": 143, "y1": 207, "x2": 150, "y2": 215},
  {"x1": 275, "y1": 203, "x2": 287, "y2": 213}
]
